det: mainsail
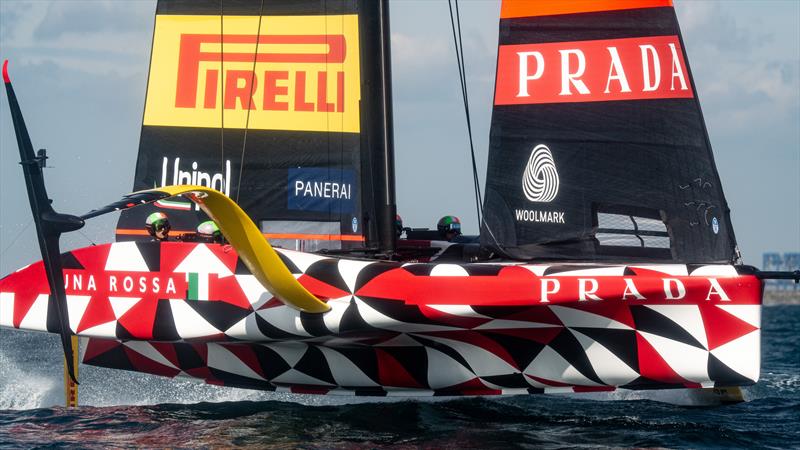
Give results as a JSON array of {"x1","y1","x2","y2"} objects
[
  {"x1": 117, "y1": 0, "x2": 394, "y2": 251},
  {"x1": 481, "y1": 0, "x2": 738, "y2": 263}
]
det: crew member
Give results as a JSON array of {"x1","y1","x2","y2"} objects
[
  {"x1": 395, "y1": 214, "x2": 404, "y2": 238},
  {"x1": 197, "y1": 220, "x2": 224, "y2": 244},
  {"x1": 437, "y1": 215, "x2": 462, "y2": 241},
  {"x1": 145, "y1": 212, "x2": 171, "y2": 242}
]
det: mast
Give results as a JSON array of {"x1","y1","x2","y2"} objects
[
  {"x1": 361, "y1": 0, "x2": 397, "y2": 255},
  {"x1": 378, "y1": 0, "x2": 397, "y2": 255}
]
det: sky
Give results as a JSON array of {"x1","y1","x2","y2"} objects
[{"x1": 0, "y1": 0, "x2": 797, "y2": 274}]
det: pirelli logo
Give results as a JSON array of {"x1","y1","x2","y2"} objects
[{"x1": 143, "y1": 15, "x2": 360, "y2": 133}]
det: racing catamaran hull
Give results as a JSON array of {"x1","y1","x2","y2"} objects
[{"x1": 0, "y1": 241, "x2": 762, "y2": 396}]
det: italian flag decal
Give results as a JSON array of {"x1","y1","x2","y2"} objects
[
  {"x1": 155, "y1": 198, "x2": 192, "y2": 211},
  {"x1": 186, "y1": 272, "x2": 208, "y2": 301}
]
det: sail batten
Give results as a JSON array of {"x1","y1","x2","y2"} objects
[{"x1": 481, "y1": 1, "x2": 737, "y2": 263}]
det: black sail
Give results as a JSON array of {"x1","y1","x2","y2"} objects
[
  {"x1": 481, "y1": 0, "x2": 738, "y2": 263},
  {"x1": 117, "y1": 0, "x2": 386, "y2": 251}
]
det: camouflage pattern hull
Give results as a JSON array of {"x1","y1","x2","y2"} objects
[{"x1": 0, "y1": 241, "x2": 762, "y2": 396}]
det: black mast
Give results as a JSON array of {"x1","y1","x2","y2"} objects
[{"x1": 360, "y1": 0, "x2": 397, "y2": 255}]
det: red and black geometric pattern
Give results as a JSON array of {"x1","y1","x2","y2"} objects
[{"x1": 0, "y1": 241, "x2": 762, "y2": 396}]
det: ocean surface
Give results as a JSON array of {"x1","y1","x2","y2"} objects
[{"x1": 0, "y1": 305, "x2": 797, "y2": 449}]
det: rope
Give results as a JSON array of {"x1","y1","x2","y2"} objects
[
  {"x1": 219, "y1": 0, "x2": 225, "y2": 176},
  {"x1": 0, "y1": 219, "x2": 33, "y2": 257},
  {"x1": 325, "y1": 2, "x2": 332, "y2": 224},
  {"x1": 235, "y1": 0, "x2": 266, "y2": 202},
  {"x1": 447, "y1": 0, "x2": 509, "y2": 257},
  {"x1": 448, "y1": 0, "x2": 483, "y2": 226},
  {"x1": 77, "y1": 229, "x2": 97, "y2": 247}
]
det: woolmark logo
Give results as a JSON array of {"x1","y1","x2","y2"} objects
[{"x1": 522, "y1": 144, "x2": 559, "y2": 203}]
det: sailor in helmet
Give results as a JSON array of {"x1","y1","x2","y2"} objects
[
  {"x1": 395, "y1": 214, "x2": 404, "y2": 239},
  {"x1": 437, "y1": 215, "x2": 461, "y2": 241},
  {"x1": 196, "y1": 220, "x2": 224, "y2": 244},
  {"x1": 145, "y1": 212, "x2": 171, "y2": 242}
]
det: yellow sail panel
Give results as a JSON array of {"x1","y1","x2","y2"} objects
[{"x1": 143, "y1": 14, "x2": 361, "y2": 133}]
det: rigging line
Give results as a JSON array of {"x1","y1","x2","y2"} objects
[
  {"x1": 339, "y1": 12, "x2": 346, "y2": 229},
  {"x1": 448, "y1": 1, "x2": 482, "y2": 226},
  {"x1": 219, "y1": 0, "x2": 225, "y2": 176},
  {"x1": 448, "y1": 0, "x2": 508, "y2": 257},
  {"x1": 341, "y1": 13, "x2": 348, "y2": 233},
  {"x1": 448, "y1": 0, "x2": 482, "y2": 225},
  {"x1": 235, "y1": 0, "x2": 266, "y2": 203},
  {"x1": 76, "y1": 229, "x2": 97, "y2": 247},
  {"x1": 327, "y1": 6, "x2": 343, "y2": 230},
  {"x1": 325, "y1": 1, "x2": 331, "y2": 225},
  {"x1": 454, "y1": 0, "x2": 483, "y2": 217},
  {"x1": 0, "y1": 219, "x2": 34, "y2": 257},
  {"x1": 455, "y1": 0, "x2": 483, "y2": 222},
  {"x1": 455, "y1": 0, "x2": 483, "y2": 212}
]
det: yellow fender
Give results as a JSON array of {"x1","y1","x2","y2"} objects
[{"x1": 151, "y1": 185, "x2": 330, "y2": 313}]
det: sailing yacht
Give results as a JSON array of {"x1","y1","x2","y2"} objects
[{"x1": 3, "y1": 0, "x2": 791, "y2": 403}]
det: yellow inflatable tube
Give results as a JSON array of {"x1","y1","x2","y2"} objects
[{"x1": 152, "y1": 185, "x2": 330, "y2": 313}]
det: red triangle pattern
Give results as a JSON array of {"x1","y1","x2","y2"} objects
[
  {"x1": 159, "y1": 242, "x2": 198, "y2": 273},
  {"x1": 82, "y1": 338, "x2": 123, "y2": 362},
  {"x1": 71, "y1": 243, "x2": 111, "y2": 272},
  {"x1": 297, "y1": 274, "x2": 350, "y2": 299},
  {"x1": 77, "y1": 296, "x2": 117, "y2": 333},
  {"x1": 124, "y1": 346, "x2": 181, "y2": 378},
  {"x1": 355, "y1": 268, "x2": 413, "y2": 300},
  {"x1": 116, "y1": 297, "x2": 159, "y2": 340},
  {"x1": 698, "y1": 305, "x2": 758, "y2": 350},
  {"x1": 420, "y1": 330, "x2": 520, "y2": 370},
  {"x1": 446, "y1": 377, "x2": 500, "y2": 395},
  {"x1": 186, "y1": 367, "x2": 214, "y2": 381},
  {"x1": 221, "y1": 344, "x2": 266, "y2": 379},
  {"x1": 258, "y1": 297, "x2": 284, "y2": 310},
  {"x1": 504, "y1": 305, "x2": 563, "y2": 325},
  {"x1": 208, "y1": 274, "x2": 251, "y2": 309},
  {"x1": 205, "y1": 377, "x2": 225, "y2": 386},
  {"x1": 376, "y1": 349, "x2": 424, "y2": 388},
  {"x1": 4, "y1": 261, "x2": 48, "y2": 328},
  {"x1": 191, "y1": 342, "x2": 209, "y2": 362},
  {"x1": 204, "y1": 244, "x2": 239, "y2": 273},
  {"x1": 636, "y1": 332, "x2": 687, "y2": 384},
  {"x1": 151, "y1": 342, "x2": 181, "y2": 368}
]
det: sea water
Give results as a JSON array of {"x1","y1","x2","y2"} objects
[{"x1": 0, "y1": 306, "x2": 797, "y2": 449}]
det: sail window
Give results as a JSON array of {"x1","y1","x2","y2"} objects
[
  {"x1": 593, "y1": 205, "x2": 671, "y2": 258},
  {"x1": 261, "y1": 220, "x2": 344, "y2": 252}
]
